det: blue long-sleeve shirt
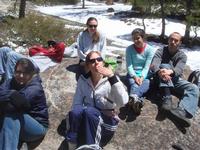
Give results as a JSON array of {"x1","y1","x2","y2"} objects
[
  {"x1": 126, "y1": 44, "x2": 155, "y2": 79},
  {"x1": 77, "y1": 30, "x2": 106, "y2": 61}
]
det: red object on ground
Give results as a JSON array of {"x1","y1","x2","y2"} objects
[{"x1": 29, "y1": 42, "x2": 66, "y2": 62}]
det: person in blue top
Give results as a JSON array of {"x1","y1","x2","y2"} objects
[
  {"x1": 0, "y1": 58, "x2": 48, "y2": 149},
  {"x1": 77, "y1": 17, "x2": 107, "y2": 75},
  {"x1": 126, "y1": 28, "x2": 155, "y2": 115}
]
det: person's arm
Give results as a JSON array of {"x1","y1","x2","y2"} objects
[
  {"x1": 0, "y1": 80, "x2": 30, "y2": 111},
  {"x1": 107, "y1": 75, "x2": 129, "y2": 108},
  {"x1": 151, "y1": 48, "x2": 163, "y2": 74},
  {"x1": 126, "y1": 46, "x2": 136, "y2": 78},
  {"x1": 0, "y1": 80, "x2": 13, "y2": 102},
  {"x1": 141, "y1": 46, "x2": 155, "y2": 78},
  {"x1": 95, "y1": 66, "x2": 128, "y2": 107},
  {"x1": 77, "y1": 32, "x2": 87, "y2": 61},
  {"x1": 172, "y1": 51, "x2": 187, "y2": 77}
]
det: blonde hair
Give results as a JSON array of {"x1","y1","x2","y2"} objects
[{"x1": 84, "y1": 17, "x2": 100, "y2": 44}]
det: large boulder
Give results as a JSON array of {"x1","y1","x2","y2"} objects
[{"x1": 35, "y1": 57, "x2": 200, "y2": 150}]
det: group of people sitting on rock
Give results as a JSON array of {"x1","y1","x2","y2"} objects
[{"x1": 0, "y1": 16, "x2": 199, "y2": 150}]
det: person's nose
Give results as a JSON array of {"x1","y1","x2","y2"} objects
[
  {"x1": 19, "y1": 73, "x2": 24, "y2": 77},
  {"x1": 171, "y1": 39, "x2": 175, "y2": 44},
  {"x1": 95, "y1": 59, "x2": 99, "y2": 64}
]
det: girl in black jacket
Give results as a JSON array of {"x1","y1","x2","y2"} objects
[{"x1": 0, "y1": 58, "x2": 49, "y2": 150}]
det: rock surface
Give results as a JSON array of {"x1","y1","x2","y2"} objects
[{"x1": 33, "y1": 57, "x2": 200, "y2": 150}]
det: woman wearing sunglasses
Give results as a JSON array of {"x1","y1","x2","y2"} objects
[
  {"x1": 77, "y1": 17, "x2": 107, "y2": 75},
  {"x1": 66, "y1": 51, "x2": 128, "y2": 149},
  {"x1": 126, "y1": 28, "x2": 155, "y2": 115},
  {"x1": 0, "y1": 58, "x2": 48, "y2": 149}
]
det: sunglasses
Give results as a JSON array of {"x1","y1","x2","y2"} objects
[
  {"x1": 88, "y1": 24, "x2": 98, "y2": 28},
  {"x1": 88, "y1": 57, "x2": 103, "y2": 63}
]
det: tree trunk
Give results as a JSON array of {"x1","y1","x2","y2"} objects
[
  {"x1": 159, "y1": 0, "x2": 165, "y2": 40},
  {"x1": 19, "y1": 0, "x2": 26, "y2": 18},
  {"x1": 184, "y1": 0, "x2": 193, "y2": 45},
  {"x1": 82, "y1": 0, "x2": 85, "y2": 8}
]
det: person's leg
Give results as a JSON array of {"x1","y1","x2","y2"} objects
[
  {"x1": 100, "y1": 114, "x2": 119, "y2": 148},
  {"x1": 82, "y1": 107, "x2": 102, "y2": 145},
  {"x1": 66, "y1": 106, "x2": 84, "y2": 144},
  {"x1": 127, "y1": 75, "x2": 138, "y2": 98},
  {"x1": 0, "y1": 47, "x2": 12, "y2": 76},
  {"x1": 0, "y1": 114, "x2": 21, "y2": 150},
  {"x1": 168, "y1": 78, "x2": 199, "y2": 127},
  {"x1": 127, "y1": 75, "x2": 147, "y2": 114},
  {"x1": 19, "y1": 114, "x2": 47, "y2": 142},
  {"x1": 158, "y1": 64, "x2": 174, "y2": 110},
  {"x1": 135, "y1": 79, "x2": 150, "y2": 99},
  {"x1": 5, "y1": 50, "x2": 25, "y2": 80},
  {"x1": 173, "y1": 78, "x2": 199, "y2": 117}
]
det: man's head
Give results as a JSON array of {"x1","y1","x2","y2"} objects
[{"x1": 168, "y1": 32, "x2": 182, "y2": 53}]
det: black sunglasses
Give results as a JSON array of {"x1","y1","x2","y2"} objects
[
  {"x1": 88, "y1": 24, "x2": 98, "y2": 28},
  {"x1": 88, "y1": 57, "x2": 103, "y2": 63}
]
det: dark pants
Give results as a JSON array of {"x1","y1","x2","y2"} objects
[{"x1": 66, "y1": 106, "x2": 119, "y2": 147}]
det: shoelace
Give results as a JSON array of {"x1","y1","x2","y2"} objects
[{"x1": 76, "y1": 144, "x2": 102, "y2": 150}]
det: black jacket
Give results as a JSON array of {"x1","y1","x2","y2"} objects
[{"x1": 0, "y1": 75, "x2": 49, "y2": 128}]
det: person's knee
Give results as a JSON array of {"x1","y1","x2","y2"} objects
[
  {"x1": 159, "y1": 63, "x2": 172, "y2": 69},
  {"x1": 192, "y1": 84, "x2": 199, "y2": 95},
  {"x1": 0, "y1": 46, "x2": 12, "y2": 52},
  {"x1": 69, "y1": 109, "x2": 83, "y2": 118},
  {"x1": 143, "y1": 79, "x2": 150, "y2": 85},
  {"x1": 83, "y1": 107, "x2": 100, "y2": 119}
]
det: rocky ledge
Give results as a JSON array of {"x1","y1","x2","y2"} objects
[{"x1": 33, "y1": 57, "x2": 200, "y2": 150}]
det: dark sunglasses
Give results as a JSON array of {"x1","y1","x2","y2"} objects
[
  {"x1": 88, "y1": 24, "x2": 98, "y2": 28},
  {"x1": 88, "y1": 57, "x2": 103, "y2": 63}
]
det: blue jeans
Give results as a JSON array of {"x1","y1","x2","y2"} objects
[
  {"x1": 172, "y1": 78, "x2": 199, "y2": 117},
  {"x1": 67, "y1": 106, "x2": 118, "y2": 147},
  {"x1": 127, "y1": 74, "x2": 150, "y2": 101},
  {"x1": 159, "y1": 64, "x2": 174, "y2": 87},
  {"x1": 0, "y1": 47, "x2": 24, "y2": 80},
  {"x1": 157, "y1": 64, "x2": 199, "y2": 116},
  {"x1": 0, "y1": 113, "x2": 47, "y2": 150}
]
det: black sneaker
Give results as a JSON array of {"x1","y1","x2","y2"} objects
[
  {"x1": 133, "y1": 101, "x2": 143, "y2": 115},
  {"x1": 162, "y1": 96, "x2": 172, "y2": 111},
  {"x1": 128, "y1": 95, "x2": 143, "y2": 115},
  {"x1": 169, "y1": 107, "x2": 191, "y2": 127}
]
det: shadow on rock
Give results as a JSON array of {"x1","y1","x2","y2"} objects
[
  {"x1": 118, "y1": 105, "x2": 138, "y2": 122},
  {"x1": 172, "y1": 143, "x2": 184, "y2": 150},
  {"x1": 66, "y1": 64, "x2": 80, "y2": 74},
  {"x1": 66, "y1": 64, "x2": 83, "y2": 81},
  {"x1": 155, "y1": 108, "x2": 168, "y2": 121},
  {"x1": 57, "y1": 118, "x2": 67, "y2": 137},
  {"x1": 58, "y1": 140, "x2": 68, "y2": 150}
]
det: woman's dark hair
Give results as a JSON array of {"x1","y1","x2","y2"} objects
[
  {"x1": 15, "y1": 58, "x2": 37, "y2": 75},
  {"x1": 85, "y1": 51, "x2": 101, "y2": 65},
  {"x1": 84, "y1": 17, "x2": 100, "y2": 44},
  {"x1": 131, "y1": 28, "x2": 145, "y2": 39}
]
